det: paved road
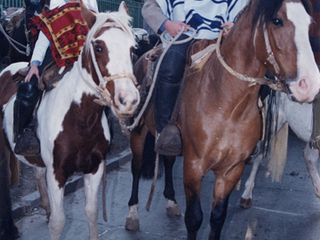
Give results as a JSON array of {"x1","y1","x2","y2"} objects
[{"x1": 14, "y1": 131, "x2": 320, "y2": 240}]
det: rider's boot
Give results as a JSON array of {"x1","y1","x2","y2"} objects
[
  {"x1": 154, "y1": 81, "x2": 181, "y2": 156},
  {"x1": 14, "y1": 79, "x2": 40, "y2": 156},
  {"x1": 310, "y1": 92, "x2": 320, "y2": 149}
]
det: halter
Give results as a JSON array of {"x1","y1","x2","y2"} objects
[
  {"x1": 84, "y1": 22, "x2": 137, "y2": 107},
  {"x1": 216, "y1": 22, "x2": 285, "y2": 92}
]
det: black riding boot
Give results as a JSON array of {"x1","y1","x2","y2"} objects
[
  {"x1": 155, "y1": 81, "x2": 182, "y2": 155},
  {"x1": 14, "y1": 77, "x2": 40, "y2": 156},
  {"x1": 310, "y1": 93, "x2": 320, "y2": 149},
  {"x1": 154, "y1": 35, "x2": 191, "y2": 155}
]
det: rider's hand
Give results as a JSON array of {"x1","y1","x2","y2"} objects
[
  {"x1": 164, "y1": 20, "x2": 189, "y2": 37},
  {"x1": 221, "y1": 22, "x2": 234, "y2": 38},
  {"x1": 25, "y1": 64, "x2": 39, "y2": 83}
]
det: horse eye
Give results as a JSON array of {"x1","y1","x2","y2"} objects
[
  {"x1": 94, "y1": 46, "x2": 102, "y2": 53},
  {"x1": 272, "y1": 18, "x2": 283, "y2": 26}
]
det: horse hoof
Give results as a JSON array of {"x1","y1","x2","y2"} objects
[
  {"x1": 125, "y1": 217, "x2": 140, "y2": 231},
  {"x1": 240, "y1": 197, "x2": 252, "y2": 208},
  {"x1": 166, "y1": 200, "x2": 181, "y2": 217}
]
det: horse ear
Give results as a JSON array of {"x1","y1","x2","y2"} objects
[
  {"x1": 40, "y1": 0, "x2": 46, "y2": 9},
  {"x1": 118, "y1": 1, "x2": 129, "y2": 16},
  {"x1": 80, "y1": 0, "x2": 96, "y2": 29},
  {"x1": 25, "y1": 0, "x2": 31, "y2": 8}
]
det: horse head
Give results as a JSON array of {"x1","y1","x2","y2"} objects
[
  {"x1": 250, "y1": 0, "x2": 320, "y2": 103},
  {"x1": 25, "y1": 0, "x2": 45, "y2": 25},
  {"x1": 80, "y1": 1, "x2": 140, "y2": 118}
]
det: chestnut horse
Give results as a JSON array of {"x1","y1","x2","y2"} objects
[
  {"x1": 0, "y1": 2, "x2": 139, "y2": 240},
  {"x1": 126, "y1": 0, "x2": 320, "y2": 239}
]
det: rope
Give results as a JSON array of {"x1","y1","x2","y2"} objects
[
  {"x1": 145, "y1": 150, "x2": 160, "y2": 211},
  {"x1": 126, "y1": 27, "x2": 196, "y2": 132},
  {"x1": 0, "y1": 19, "x2": 29, "y2": 56}
]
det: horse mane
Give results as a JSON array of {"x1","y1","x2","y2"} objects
[
  {"x1": 243, "y1": 0, "x2": 312, "y2": 30},
  {"x1": 84, "y1": 10, "x2": 136, "y2": 57}
]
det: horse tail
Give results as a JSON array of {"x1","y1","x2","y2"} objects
[
  {"x1": 268, "y1": 122, "x2": 288, "y2": 182},
  {"x1": 141, "y1": 131, "x2": 163, "y2": 179}
]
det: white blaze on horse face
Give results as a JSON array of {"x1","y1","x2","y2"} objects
[
  {"x1": 286, "y1": 2, "x2": 320, "y2": 103},
  {"x1": 97, "y1": 27, "x2": 139, "y2": 117}
]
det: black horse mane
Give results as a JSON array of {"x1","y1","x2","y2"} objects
[{"x1": 251, "y1": 0, "x2": 312, "y2": 26}]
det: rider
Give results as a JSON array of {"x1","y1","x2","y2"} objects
[
  {"x1": 13, "y1": 0, "x2": 99, "y2": 155},
  {"x1": 142, "y1": 0, "x2": 249, "y2": 155}
]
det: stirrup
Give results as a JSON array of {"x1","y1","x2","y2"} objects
[
  {"x1": 14, "y1": 129, "x2": 40, "y2": 156},
  {"x1": 154, "y1": 125, "x2": 182, "y2": 156}
]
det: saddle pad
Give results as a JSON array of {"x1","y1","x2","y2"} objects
[{"x1": 189, "y1": 43, "x2": 216, "y2": 70}]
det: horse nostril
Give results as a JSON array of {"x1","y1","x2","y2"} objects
[{"x1": 119, "y1": 96, "x2": 125, "y2": 105}]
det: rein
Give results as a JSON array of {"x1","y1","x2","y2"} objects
[
  {"x1": 216, "y1": 27, "x2": 285, "y2": 92},
  {"x1": 83, "y1": 22, "x2": 138, "y2": 107}
]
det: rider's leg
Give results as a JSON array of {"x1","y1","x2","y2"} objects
[
  {"x1": 154, "y1": 34, "x2": 191, "y2": 156},
  {"x1": 14, "y1": 76, "x2": 41, "y2": 155},
  {"x1": 14, "y1": 49, "x2": 53, "y2": 155}
]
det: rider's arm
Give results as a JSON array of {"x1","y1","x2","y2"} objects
[
  {"x1": 142, "y1": 0, "x2": 168, "y2": 34},
  {"x1": 142, "y1": 0, "x2": 189, "y2": 37},
  {"x1": 30, "y1": 31, "x2": 50, "y2": 67},
  {"x1": 25, "y1": 31, "x2": 50, "y2": 82}
]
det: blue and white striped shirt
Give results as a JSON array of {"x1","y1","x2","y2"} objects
[{"x1": 156, "y1": 0, "x2": 249, "y2": 39}]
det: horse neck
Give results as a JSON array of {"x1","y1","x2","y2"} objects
[
  {"x1": 213, "y1": 14, "x2": 267, "y2": 100},
  {"x1": 58, "y1": 56, "x2": 104, "y2": 115}
]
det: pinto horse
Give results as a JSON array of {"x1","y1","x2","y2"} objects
[
  {"x1": 240, "y1": 90, "x2": 320, "y2": 208},
  {"x1": 0, "y1": 2, "x2": 139, "y2": 240},
  {"x1": 0, "y1": 0, "x2": 45, "y2": 67},
  {"x1": 126, "y1": 0, "x2": 320, "y2": 239}
]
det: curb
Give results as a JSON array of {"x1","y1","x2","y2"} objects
[{"x1": 12, "y1": 148, "x2": 132, "y2": 220}]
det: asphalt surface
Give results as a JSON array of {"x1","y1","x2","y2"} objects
[{"x1": 13, "y1": 131, "x2": 320, "y2": 240}]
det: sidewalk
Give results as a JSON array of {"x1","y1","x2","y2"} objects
[{"x1": 11, "y1": 148, "x2": 132, "y2": 221}]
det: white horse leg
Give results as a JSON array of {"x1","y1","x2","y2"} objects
[
  {"x1": 166, "y1": 199, "x2": 181, "y2": 216},
  {"x1": 83, "y1": 161, "x2": 104, "y2": 240},
  {"x1": 240, "y1": 152, "x2": 264, "y2": 208},
  {"x1": 303, "y1": 144, "x2": 320, "y2": 198},
  {"x1": 34, "y1": 167, "x2": 50, "y2": 219},
  {"x1": 125, "y1": 204, "x2": 139, "y2": 230},
  {"x1": 46, "y1": 167, "x2": 65, "y2": 240}
]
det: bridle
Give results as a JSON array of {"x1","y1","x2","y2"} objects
[
  {"x1": 83, "y1": 21, "x2": 137, "y2": 107},
  {"x1": 216, "y1": 21, "x2": 285, "y2": 92}
]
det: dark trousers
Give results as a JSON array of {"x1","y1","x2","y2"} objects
[{"x1": 155, "y1": 34, "x2": 192, "y2": 133}]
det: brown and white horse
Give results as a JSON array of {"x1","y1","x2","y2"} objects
[
  {"x1": 0, "y1": 2, "x2": 139, "y2": 240},
  {"x1": 127, "y1": 0, "x2": 320, "y2": 239}
]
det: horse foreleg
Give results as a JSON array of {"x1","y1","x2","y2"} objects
[
  {"x1": 126, "y1": 129, "x2": 148, "y2": 231},
  {"x1": 240, "y1": 152, "x2": 263, "y2": 208},
  {"x1": 83, "y1": 161, "x2": 105, "y2": 240},
  {"x1": 184, "y1": 166, "x2": 203, "y2": 240},
  {"x1": 34, "y1": 167, "x2": 50, "y2": 219},
  {"x1": 303, "y1": 144, "x2": 320, "y2": 198},
  {"x1": 209, "y1": 162, "x2": 245, "y2": 240},
  {"x1": 46, "y1": 167, "x2": 65, "y2": 240},
  {"x1": 163, "y1": 155, "x2": 181, "y2": 216}
]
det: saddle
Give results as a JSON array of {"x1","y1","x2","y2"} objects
[{"x1": 13, "y1": 62, "x2": 73, "y2": 91}]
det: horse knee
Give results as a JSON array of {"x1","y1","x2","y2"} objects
[{"x1": 185, "y1": 194, "x2": 203, "y2": 236}]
